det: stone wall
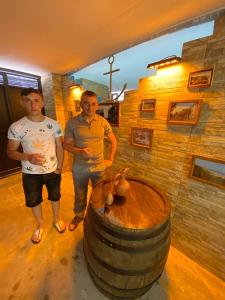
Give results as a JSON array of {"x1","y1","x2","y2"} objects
[
  {"x1": 42, "y1": 74, "x2": 65, "y2": 127},
  {"x1": 41, "y1": 74, "x2": 57, "y2": 120},
  {"x1": 111, "y1": 13, "x2": 225, "y2": 280},
  {"x1": 41, "y1": 13, "x2": 225, "y2": 280},
  {"x1": 41, "y1": 74, "x2": 72, "y2": 171}
]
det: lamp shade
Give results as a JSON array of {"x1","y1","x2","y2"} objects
[
  {"x1": 69, "y1": 83, "x2": 80, "y2": 89},
  {"x1": 147, "y1": 55, "x2": 181, "y2": 69}
]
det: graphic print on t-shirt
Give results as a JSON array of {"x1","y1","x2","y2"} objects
[{"x1": 8, "y1": 117, "x2": 62, "y2": 174}]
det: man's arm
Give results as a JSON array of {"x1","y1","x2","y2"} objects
[
  {"x1": 107, "y1": 132, "x2": 117, "y2": 161},
  {"x1": 54, "y1": 136, "x2": 64, "y2": 174},
  {"x1": 105, "y1": 132, "x2": 117, "y2": 165},
  {"x1": 7, "y1": 139, "x2": 44, "y2": 165}
]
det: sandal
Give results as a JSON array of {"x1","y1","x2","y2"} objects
[
  {"x1": 69, "y1": 216, "x2": 84, "y2": 231},
  {"x1": 54, "y1": 220, "x2": 66, "y2": 233},
  {"x1": 31, "y1": 228, "x2": 43, "y2": 244}
]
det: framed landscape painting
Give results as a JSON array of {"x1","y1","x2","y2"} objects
[
  {"x1": 131, "y1": 127, "x2": 153, "y2": 149},
  {"x1": 167, "y1": 99, "x2": 202, "y2": 125},
  {"x1": 188, "y1": 68, "x2": 213, "y2": 88},
  {"x1": 141, "y1": 99, "x2": 156, "y2": 111},
  {"x1": 190, "y1": 155, "x2": 225, "y2": 190},
  {"x1": 96, "y1": 102, "x2": 119, "y2": 126}
]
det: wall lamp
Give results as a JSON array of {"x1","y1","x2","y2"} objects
[
  {"x1": 147, "y1": 55, "x2": 181, "y2": 69},
  {"x1": 69, "y1": 83, "x2": 81, "y2": 89},
  {"x1": 68, "y1": 77, "x2": 82, "y2": 89}
]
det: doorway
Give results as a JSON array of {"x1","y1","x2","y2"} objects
[{"x1": 0, "y1": 69, "x2": 41, "y2": 177}]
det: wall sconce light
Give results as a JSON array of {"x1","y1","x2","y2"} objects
[
  {"x1": 68, "y1": 77, "x2": 82, "y2": 89},
  {"x1": 71, "y1": 86, "x2": 83, "y2": 100},
  {"x1": 68, "y1": 77, "x2": 83, "y2": 102},
  {"x1": 147, "y1": 55, "x2": 181, "y2": 69},
  {"x1": 69, "y1": 83, "x2": 80, "y2": 89}
]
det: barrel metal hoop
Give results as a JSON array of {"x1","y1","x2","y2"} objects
[
  {"x1": 90, "y1": 208, "x2": 170, "y2": 241},
  {"x1": 84, "y1": 237, "x2": 168, "y2": 276},
  {"x1": 86, "y1": 262, "x2": 158, "y2": 299},
  {"x1": 85, "y1": 216, "x2": 170, "y2": 253}
]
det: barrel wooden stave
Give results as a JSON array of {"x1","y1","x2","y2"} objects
[
  {"x1": 84, "y1": 210, "x2": 170, "y2": 274},
  {"x1": 83, "y1": 238, "x2": 167, "y2": 291},
  {"x1": 83, "y1": 178, "x2": 171, "y2": 299},
  {"x1": 84, "y1": 210, "x2": 170, "y2": 297},
  {"x1": 86, "y1": 264, "x2": 154, "y2": 300}
]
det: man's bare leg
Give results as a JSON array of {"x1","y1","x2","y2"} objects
[
  {"x1": 31, "y1": 203, "x2": 43, "y2": 243},
  {"x1": 32, "y1": 203, "x2": 43, "y2": 228},
  {"x1": 51, "y1": 201, "x2": 66, "y2": 233}
]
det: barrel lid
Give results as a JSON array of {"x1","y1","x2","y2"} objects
[{"x1": 90, "y1": 177, "x2": 170, "y2": 230}]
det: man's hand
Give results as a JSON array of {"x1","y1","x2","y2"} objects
[
  {"x1": 54, "y1": 168, "x2": 62, "y2": 174},
  {"x1": 28, "y1": 153, "x2": 46, "y2": 165},
  {"x1": 81, "y1": 148, "x2": 93, "y2": 159},
  {"x1": 89, "y1": 160, "x2": 112, "y2": 173},
  {"x1": 102, "y1": 160, "x2": 112, "y2": 168}
]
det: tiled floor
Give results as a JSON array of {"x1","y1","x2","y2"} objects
[{"x1": 0, "y1": 172, "x2": 225, "y2": 300}]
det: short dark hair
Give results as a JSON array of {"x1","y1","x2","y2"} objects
[
  {"x1": 81, "y1": 90, "x2": 97, "y2": 101},
  {"x1": 21, "y1": 88, "x2": 42, "y2": 97}
]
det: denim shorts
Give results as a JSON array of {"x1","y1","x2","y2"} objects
[{"x1": 22, "y1": 172, "x2": 61, "y2": 208}]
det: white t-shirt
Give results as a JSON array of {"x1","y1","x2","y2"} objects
[{"x1": 8, "y1": 116, "x2": 63, "y2": 174}]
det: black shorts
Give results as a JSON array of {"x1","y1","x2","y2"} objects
[{"x1": 22, "y1": 172, "x2": 61, "y2": 208}]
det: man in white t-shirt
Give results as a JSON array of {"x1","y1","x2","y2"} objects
[{"x1": 7, "y1": 88, "x2": 66, "y2": 244}]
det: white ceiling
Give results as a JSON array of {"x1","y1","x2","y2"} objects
[{"x1": 0, "y1": 0, "x2": 225, "y2": 76}]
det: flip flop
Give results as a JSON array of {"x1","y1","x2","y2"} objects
[
  {"x1": 69, "y1": 216, "x2": 84, "y2": 231},
  {"x1": 31, "y1": 228, "x2": 43, "y2": 244},
  {"x1": 54, "y1": 220, "x2": 66, "y2": 233}
]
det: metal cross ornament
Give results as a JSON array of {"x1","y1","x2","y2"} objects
[{"x1": 103, "y1": 55, "x2": 127, "y2": 102}]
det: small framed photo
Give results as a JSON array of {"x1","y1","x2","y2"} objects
[
  {"x1": 75, "y1": 100, "x2": 81, "y2": 112},
  {"x1": 96, "y1": 102, "x2": 119, "y2": 126},
  {"x1": 131, "y1": 127, "x2": 153, "y2": 149},
  {"x1": 167, "y1": 99, "x2": 202, "y2": 125},
  {"x1": 190, "y1": 155, "x2": 225, "y2": 190},
  {"x1": 188, "y1": 68, "x2": 213, "y2": 88},
  {"x1": 141, "y1": 99, "x2": 156, "y2": 111}
]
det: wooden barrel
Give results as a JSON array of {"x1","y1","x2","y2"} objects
[{"x1": 83, "y1": 177, "x2": 171, "y2": 300}]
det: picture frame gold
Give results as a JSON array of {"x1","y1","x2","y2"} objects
[
  {"x1": 131, "y1": 127, "x2": 153, "y2": 149},
  {"x1": 167, "y1": 99, "x2": 202, "y2": 125},
  {"x1": 190, "y1": 155, "x2": 225, "y2": 190},
  {"x1": 188, "y1": 68, "x2": 213, "y2": 88},
  {"x1": 141, "y1": 99, "x2": 156, "y2": 111}
]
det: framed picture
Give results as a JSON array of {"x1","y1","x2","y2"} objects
[
  {"x1": 188, "y1": 68, "x2": 213, "y2": 88},
  {"x1": 96, "y1": 102, "x2": 119, "y2": 126},
  {"x1": 190, "y1": 155, "x2": 225, "y2": 190},
  {"x1": 167, "y1": 99, "x2": 202, "y2": 125},
  {"x1": 141, "y1": 99, "x2": 156, "y2": 111},
  {"x1": 131, "y1": 127, "x2": 153, "y2": 149},
  {"x1": 75, "y1": 100, "x2": 81, "y2": 112}
]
